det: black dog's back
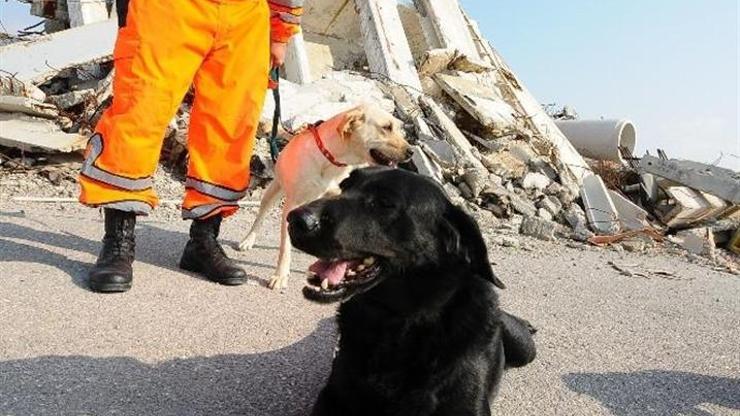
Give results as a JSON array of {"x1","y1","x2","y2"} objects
[{"x1": 289, "y1": 168, "x2": 536, "y2": 416}]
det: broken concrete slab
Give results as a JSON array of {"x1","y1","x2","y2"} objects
[
  {"x1": 47, "y1": 88, "x2": 95, "y2": 109},
  {"x1": 639, "y1": 155, "x2": 740, "y2": 204},
  {"x1": 419, "y1": 139, "x2": 457, "y2": 168},
  {"x1": 419, "y1": 94, "x2": 485, "y2": 170},
  {"x1": 0, "y1": 113, "x2": 87, "y2": 153},
  {"x1": 609, "y1": 190, "x2": 650, "y2": 231},
  {"x1": 0, "y1": 76, "x2": 46, "y2": 102},
  {"x1": 414, "y1": 0, "x2": 480, "y2": 60},
  {"x1": 0, "y1": 18, "x2": 116, "y2": 83},
  {"x1": 0, "y1": 96, "x2": 58, "y2": 118},
  {"x1": 580, "y1": 174, "x2": 621, "y2": 235},
  {"x1": 434, "y1": 73, "x2": 517, "y2": 134},
  {"x1": 410, "y1": 144, "x2": 444, "y2": 183},
  {"x1": 658, "y1": 186, "x2": 713, "y2": 228},
  {"x1": 356, "y1": 0, "x2": 422, "y2": 91}
]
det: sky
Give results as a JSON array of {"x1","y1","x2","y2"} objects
[{"x1": 2, "y1": 0, "x2": 738, "y2": 169}]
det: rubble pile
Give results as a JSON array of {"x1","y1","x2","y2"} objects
[{"x1": 1, "y1": 0, "x2": 737, "y2": 269}]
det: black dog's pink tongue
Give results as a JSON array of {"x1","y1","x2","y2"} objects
[{"x1": 309, "y1": 260, "x2": 349, "y2": 286}]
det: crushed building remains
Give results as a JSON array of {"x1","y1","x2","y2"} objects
[{"x1": 1, "y1": 0, "x2": 738, "y2": 264}]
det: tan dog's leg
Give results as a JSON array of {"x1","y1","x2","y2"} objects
[
  {"x1": 238, "y1": 180, "x2": 283, "y2": 251},
  {"x1": 268, "y1": 199, "x2": 293, "y2": 290}
]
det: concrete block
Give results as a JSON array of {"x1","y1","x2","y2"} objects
[
  {"x1": 410, "y1": 145, "x2": 444, "y2": 184},
  {"x1": 609, "y1": 190, "x2": 650, "y2": 231},
  {"x1": 520, "y1": 216, "x2": 557, "y2": 241},
  {"x1": 580, "y1": 174, "x2": 620, "y2": 235}
]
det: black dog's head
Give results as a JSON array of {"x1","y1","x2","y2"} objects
[{"x1": 288, "y1": 167, "x2": 505, "y2": 306}]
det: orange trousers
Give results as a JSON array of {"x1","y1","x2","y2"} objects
[{"x1": 79, "y1": 0, "x2": 270, "y2": 220}]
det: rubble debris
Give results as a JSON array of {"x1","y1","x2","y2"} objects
[
  {"x1": 521, "y1": 172, "x2": 551, "y2": 192},
  {"x1": 580, "y1": 174, "x2": 621, "y2": 235},
  {"x1": 433, "y1": 73, "x2": 518, "y2": 135},
  {"x1": 410, "y1": 144, "x2": 444, "y2": 183},
  {"x1": 674, "y1": 227, "x2": 716, "y2": 259},
  {"x1": 418, "y1": 48, "x2": 492, "y2": 78},
  {"x1": 520, "y1": 215, "x2": 558, "y2": 241},
  {"x1": 609, "y1": 190, "x2": 650, "y2": 231},
  {"x1": 639, "y1": 155, "x2": 740, "y2": 204},
  {"x1": 729, "y1": 228, "x2": 740, "y2": 255},
  {"x1": 419, "y1": 95, "x2": 485, "y2": 170},
  {"x1": 0, "y1": 113, "x2": 86, "y2": 153},
  {"x1": 415, "y1": 0, "x2": 481, "y2": 59},
  {"x1": 608, "y1": 261, "x2": 681, "y2": 280},
  {"x1": 0, "y1": 18, "x2": 116, "y2": 83},
  {"x1": 0, "y1": 76, "x2": 46, "y2": 102},
  {"x1": 555, "y1": 119, "x2": 636, "y2": 164},
  {"x1": 0, "y1": 96, "x2": 58, "y2": 118},
  {"x1": 2, "y1": 0, "x2": 736, "y2": 266},
  {"x1": 356, "y1": 0, "x2": 421, "y2": 90},
  {"x1": 657, "y1": 186, "x2": 714, "y2": 228},
  {"x1": 588, "y1": 228, "x2": 664, "y2": 247}
]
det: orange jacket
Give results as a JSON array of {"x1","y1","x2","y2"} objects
[{"x1": 269, "y1": 0, "x2": 303, "y2": 43}]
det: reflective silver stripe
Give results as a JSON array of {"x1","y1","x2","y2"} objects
[
  {"x1": 81, "y1": 134, "x2": 154, "y2": 191},
  {"x1": 185, "y1": 177, "x2": 247, "y2": 201},
  {"x1": 270, "y1": 0, "x2": 303, "y2": 8},
  {"x1": 101, "y1": 200, "x2": 153, "y2": 215},
  {"x1": 271, "y1": 11, "x2": 301, "y2": 24},
  {"x1": 182, "y1": 203, "x2": 237, "y2": 220}
]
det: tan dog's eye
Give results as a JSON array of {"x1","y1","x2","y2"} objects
[{"x1": 383, "y1": 124, "x2": 393, "y2": 133}]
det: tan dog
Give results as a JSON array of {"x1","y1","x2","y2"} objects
[{"x1": 238, "y1": 104, "x2": 412, "y2": 290}]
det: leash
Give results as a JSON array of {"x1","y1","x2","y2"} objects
[
  {"x1": 267, "y1": 68, "x2": 345, "y2": 167},
  {"x1": 268, "y1": 66, "x2": 281, "y2": 163}
]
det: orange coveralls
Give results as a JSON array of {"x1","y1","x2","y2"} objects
[{"x1": 79, "y1": 0, "x2": 302, "y2": 220}]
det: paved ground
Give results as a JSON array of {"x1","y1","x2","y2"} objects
[{"x1": 0, "y1": 203, "x2": 738, "y2": 416}]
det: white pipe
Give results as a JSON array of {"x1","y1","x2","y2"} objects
[{"x1": 555, "y1": 119, "x2": 637, "y2": 164}]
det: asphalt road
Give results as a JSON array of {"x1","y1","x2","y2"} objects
[{"x1": 0, "y1": 203, "x2": 738, "y2": 416}]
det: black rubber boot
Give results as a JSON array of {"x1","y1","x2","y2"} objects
[
  {"x1": 89, "y1": 208, "x2": 136, "y2": 293},
  {"x1": 179, "y1": 215, "x2": 247, "y2": 285}
]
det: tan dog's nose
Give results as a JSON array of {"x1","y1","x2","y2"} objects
[{"x1": 404, "y1": 147, "x2": 414, "y2": 162}]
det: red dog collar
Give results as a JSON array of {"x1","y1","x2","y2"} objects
[{"x1": 309, "y1": 124, "x2": 347, "y2": 168}]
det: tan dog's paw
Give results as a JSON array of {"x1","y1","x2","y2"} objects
[
  {"x1": 237, "y1": 234, "x2": 257, "y2": 251},
  {"x1": 268, "y1": 274, "x2": 289, "y2": 291}
]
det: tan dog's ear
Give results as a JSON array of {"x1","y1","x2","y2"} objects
[{"x1": 337, "y1": 107, "x2": 366, "y2": 139}]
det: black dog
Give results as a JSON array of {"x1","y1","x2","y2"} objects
[{"x1": 288, "y1": 167, "x2": 536, "y2": 416}]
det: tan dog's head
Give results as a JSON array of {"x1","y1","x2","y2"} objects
[{"x1": 337, "y1": 104, "x2": 412, "y2": 166}]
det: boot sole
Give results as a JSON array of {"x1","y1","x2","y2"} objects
[
  {"x1": 89, "y1": 282, "x2": 132, "y2": 293},
  {"x1": 179, "y1": 259, "x2": 247, "y2": 286}
]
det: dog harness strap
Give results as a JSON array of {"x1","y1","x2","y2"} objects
[{"x1": 309, "y1": 124, "x2": 347, "y2": 168}]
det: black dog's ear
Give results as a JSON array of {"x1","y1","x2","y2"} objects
[{"x1": 441, "y1": 205, "x2": 506, "y2": 289}]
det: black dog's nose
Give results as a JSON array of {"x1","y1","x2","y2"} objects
[{"x1": 288, "y1": 207, "x2": 319, "y2": 235}]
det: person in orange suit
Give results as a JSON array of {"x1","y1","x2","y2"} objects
[{"x1": 78, "y1": 0, "x2": 303, "y2": 292}]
